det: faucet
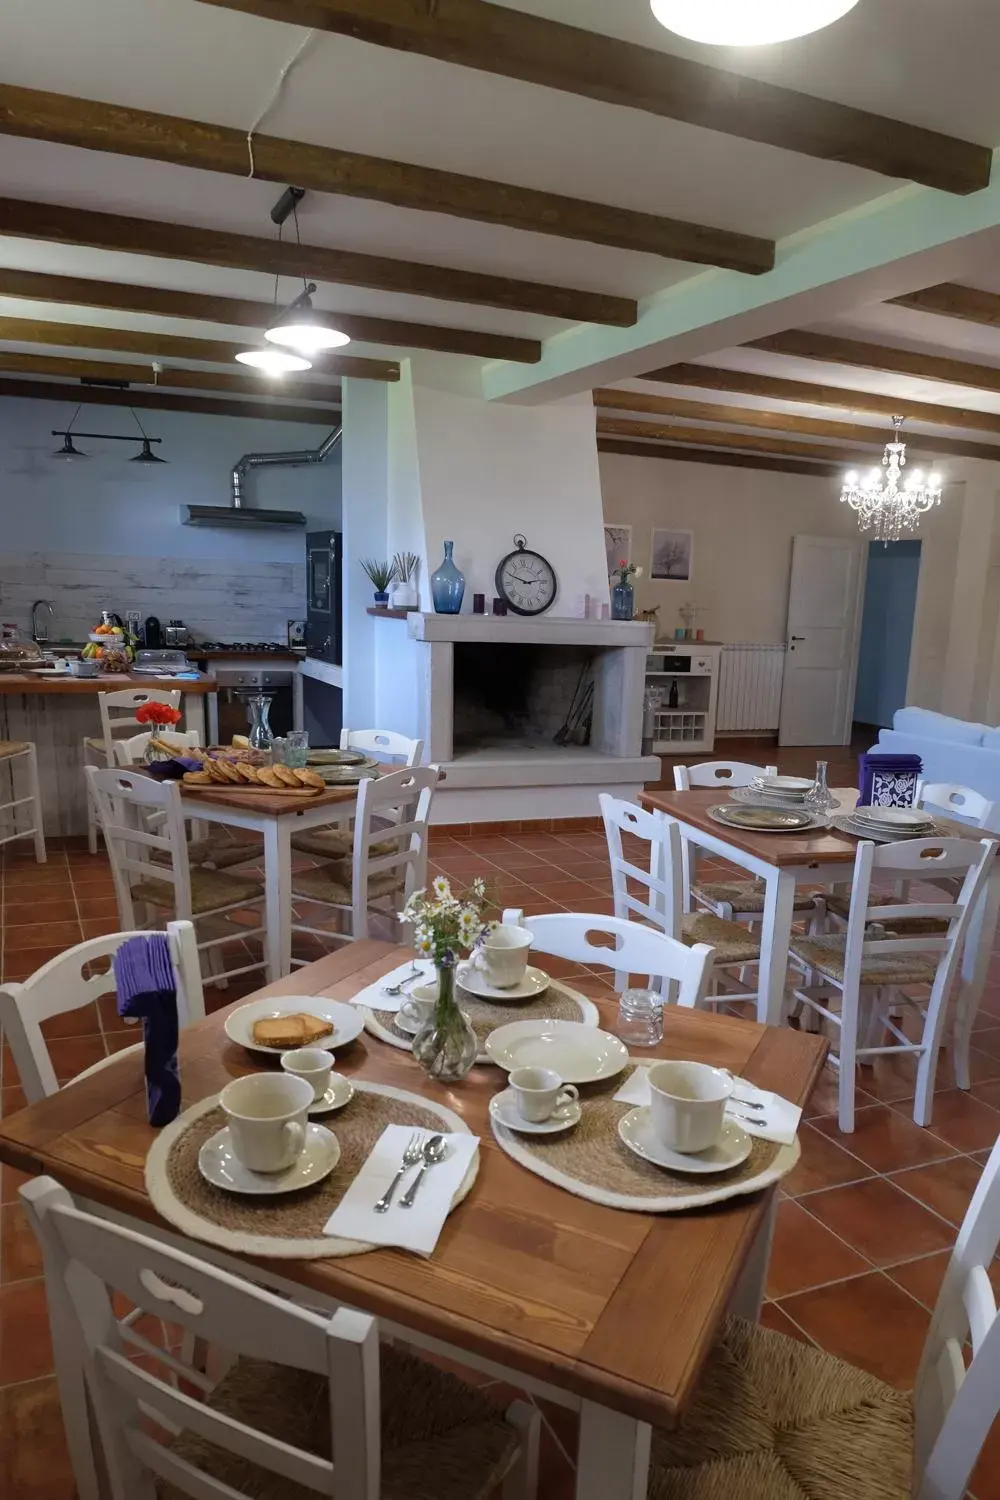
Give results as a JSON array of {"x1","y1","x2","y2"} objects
[{"x1": 31, "y1": 599, "x2": 54, "y2": 645}]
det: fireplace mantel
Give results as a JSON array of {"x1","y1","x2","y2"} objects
[{"x1": 408, "y1": 613, "x2": 652, "y2": 647}]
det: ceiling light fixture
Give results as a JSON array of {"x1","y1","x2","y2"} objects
[
  {"x1": 234, "y1": 347, "x2": 314, "y2": 374},
  {"x1": 264, "y1": 282, "x2": 351, "y2": 355},
  {"x1": 51, "y1": 404, "x2": 88, "y2": 460},
  {"x1": 650, "y1": 0, "x2": 860, "y2": 46},
  {"x1": 840, "y1": 416, "x2": 943, "y2": 543},
  {"x1": 51, "y1": 406, "x2": 167, "y2": 464}
]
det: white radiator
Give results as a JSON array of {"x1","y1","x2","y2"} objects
[{"x1": 717, "y1": 643, "x2": 786, "y2": 733}]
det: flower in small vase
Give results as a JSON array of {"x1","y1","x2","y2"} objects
[
  {"x1": 135, "y1": 702, "x2": 182, "y2": 727},
  {"x1": 616, "y1": 559, "x2": 641, "y2": 587}
]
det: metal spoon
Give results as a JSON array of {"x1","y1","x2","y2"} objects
[
  {"x1": 383, "y1": 963, "x2": 423, "y2": 997},
  {"x1": 399, "y1": 1134, "x2": 448, "y2": 1209}
]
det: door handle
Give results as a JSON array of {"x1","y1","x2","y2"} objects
[{"x1": 790, "y1": 635, "x2": 805, "y2": 641}]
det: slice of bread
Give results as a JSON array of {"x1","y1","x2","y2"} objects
[{"x1": 251, "y1": 1012, "x2": 335, "y2": 1048}]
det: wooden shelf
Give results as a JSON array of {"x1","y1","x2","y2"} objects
[{"x1": 366, "y1": 606, "x2": 418, "y2": 619}]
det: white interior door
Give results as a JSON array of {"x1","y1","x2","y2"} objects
[{"x1": 779, "y1": 534, "x2": 867, "y2": 747}]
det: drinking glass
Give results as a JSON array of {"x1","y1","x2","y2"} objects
[
  {"x1": 284, "y1": 729, "x2": 309, "y2": 769},
  {"x1": 617, "y1": 988, "x2": 664, "y2": 1047}
]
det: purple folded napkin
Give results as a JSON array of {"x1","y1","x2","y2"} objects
[
  {"x1": 146, "y1": 756, "x2": 202, "y2": 781},
  {"x1": 112, "y1": 935, "x2": 181, "y2": 1126},
  {"x1": 858, "y1": 751, "x2": 922, "y2": 809}
]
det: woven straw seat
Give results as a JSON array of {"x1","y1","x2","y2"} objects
[
  {"x1": 789, "y1": 933, "x2": 935, "y2": 986},
  {"x1": 131, "y1": 867, "x2": 263, "y2": 915},
  {"x1": 291, "y1": 828, "x2": 396, "y2": 860},
  {"x1": 824, "y1": 891, "x2": 949, "y2": 936},
  {"x1": 163, "y1": 1344, "x2": 517, "y2": 1500},
  {"x1": 0, "y1": 740, "x2": 29, "y2": 758},
  {"x1": 693, "y1": 880, "x2": 819, "y2": 916},
  {"x1": 151, "y1": 839, "x2": 263, "y2": 871},
  {"x1": 647, "y1": 1318, "x2": 911, "y2": 1500},
  {"x1": 291, "y1": 865, "x2": 405, "y2": 905},
  {"x1": 681, "y1": 911, "x2": 761, "y2": 965}
]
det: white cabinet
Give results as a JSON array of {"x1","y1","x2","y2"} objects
[{"x1": 645, "y1": 642, "x2": 720, "y2": 755}]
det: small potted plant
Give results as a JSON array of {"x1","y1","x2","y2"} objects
[
  {"x1": 360, "y1": 557, "x2": 397, "y2": 608},
  {"x1": 390, "y1": 551, "x2": 420, "y2": 610},
  {"x1": 611, "y1": 559, "x2": 642, "y2": 621},
  {"x1": 134, "y1": 701, "x2": 184, "y2": 760},
  {"x1": 402, "y1": 875, "x2": 493, "y2": 1081}
]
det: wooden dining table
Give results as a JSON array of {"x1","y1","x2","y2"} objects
[{"x1": 0, "y1": 939, "x2": 828, "y2": 1500}]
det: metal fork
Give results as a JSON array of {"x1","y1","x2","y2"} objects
[{"x1": 374, "y1": 1133, "x2": 424, "y2": 1213}]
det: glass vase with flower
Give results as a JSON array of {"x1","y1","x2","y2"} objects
[
  {"x1": 611, "y1": 559, "x2": 642, "y2": 621},
  {"x1": 134, "y1": 701, "x2": 184, "y2": 761},
  {"x1": 402, "y1": 876, "x2": 493, "y2": 1081}
]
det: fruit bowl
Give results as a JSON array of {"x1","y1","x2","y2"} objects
[{"x1": 89, "y1": 630, "x2": 123, "y2": 643}]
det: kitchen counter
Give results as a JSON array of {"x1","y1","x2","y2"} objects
[
  {"x1": 190, "y1": 649, "x2": 303, "y2": 662},
  {"x1": 0, "y1": 671, "x2": 216, "y2": 694}
]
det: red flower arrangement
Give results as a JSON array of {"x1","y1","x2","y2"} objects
[{"x1": 135, "y1": 702, "x2": 182, "y2": 727}]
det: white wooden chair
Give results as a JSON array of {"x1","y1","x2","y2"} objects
[
  {"x1": 0, "y1": 738, "x2": 46, "y2": 862},
  {"x1": 292, "y1": 729, "x2": 424, "y2": 862},
  {"x1": 112, "y1": 729, "x2": 203, "y2": 764},
  {"x1": 645, "y1": 1128, "x2": 1000, "y2": 1500},
  {"x1": 599, "y1": 794, "x2": 762, "y2": 1005},
  {"x1": 500, "y1": 906, "x2": 714, "y2": 1009},
  {"x1": 0, "y1": 921, "x2": 203, "y2": 1103},
  {"x1": 291, "y1": 766, "x2": 438, "y2": 955},
  {"x1": 21, "y1": 1176, "x2": 540, "y2": 1500},
  {"x1": 788, "y1": 836, "x2": 995, "y2": 1132},
  {"x1": 918, "y1": 780, "x2": 1000, "y2": 832},
  {"x1": 673, "y1": 760, "x2": 818, "y2": 923},
  {"x1": 84, "y1": 687, "x2": 183, "y2": 853},
  {"x1": 86, "y1": 765, "x2": 266, "y2": 984}
]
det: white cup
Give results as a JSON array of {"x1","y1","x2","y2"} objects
[
  {"x1": 398, "y1": 982, "x2": 437, "y2": 1030},
  {"x1": 509, "y1": 1066, "x2": 579, "y2": 1124},
  {"x1": 472, "y1": 924, "x2": 533, "y2": 989},
  {"x1": 280, "y1": 1046, "x2": 333, "y2": 1102},
  {"x1": 220, "y1": 1073, "x2": 313, "y2": 1173},
  {"x1": 647, "y1": 1061, "x2": 733, "y2": 1154}
]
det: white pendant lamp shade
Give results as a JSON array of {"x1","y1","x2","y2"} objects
[
  {"x1": 264, "y1": 312, "x2": 351, "y2": 355},
  {"x1": 650, "y1": 0, "x2": 860, "y2": 46},
  {"x1": 234, "y1": 348, "x2": 313, "y2": 374}
]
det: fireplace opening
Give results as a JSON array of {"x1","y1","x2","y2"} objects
[{"x1": 452, "y1": 643, "x2": 596, "y2": 752}]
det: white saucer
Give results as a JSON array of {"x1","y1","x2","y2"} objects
[
  {"x1": 308, "y1": 1074, "x2": 355, "y2": 1115},
  {"x1": 485, "y1": 1019, "x2": 628, "y2": 1084},
  {"x1": 490, "y1": 1088, "x2": 581, "y2": 1135},
  {"x1": 198, "y1": 1123, "x2": 340, "y2": 1195},
  {"x1": 617, "y1": 1109, "x2": 751, "y2": 1175},
  {"x1": 457, "y1": 963, "x2": 551, "y2": 1001},
  {"x1": 394, "y1": 1009, "x2": 425, "y2": 1037}
]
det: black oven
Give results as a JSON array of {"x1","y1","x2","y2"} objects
[{"x1": 306, "y1": 529, "x2": 343, "y2": 665}]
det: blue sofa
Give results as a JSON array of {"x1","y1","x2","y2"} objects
[{"x1": 875, "y1": 707, "x2": 1000, "y2": 802}]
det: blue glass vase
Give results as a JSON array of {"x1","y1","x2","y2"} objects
[
  {"x1": 431, "y1": 541, "x2": 465, "y2": 614},
  {"x1": 611, "y1": 581, "x2": 634, "y2": 620}
]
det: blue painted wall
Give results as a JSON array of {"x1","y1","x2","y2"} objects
[{"x1": 854, "y1": 539, "x2": 921, "y2": 727}]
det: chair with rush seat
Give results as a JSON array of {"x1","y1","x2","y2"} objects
[
  {"x1": 0, "y1": 738, "x2": 46, "y2": 862},
  {"x1": 291, "y1": 728, "x2": 423, "y2": 863},
  {"x1": 84, "y1": 687, "x2": 182, "y2": 854}
]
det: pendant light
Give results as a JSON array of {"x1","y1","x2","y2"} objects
[
  {"x1": 264, "y1": 283, "x2": 351, "y2": 355},
  {"x1": 130, "y1": 437, "x2": 167, "y2": 465},
  {"x1": 234, "y1": 347, "x2": 313, "y2": 374},
  {"x1": 51, "y1": 405, "x2": 88, "y2": 461},
  {"x1": 650, "y1": 0, "x2": 860, "y2": 46}
]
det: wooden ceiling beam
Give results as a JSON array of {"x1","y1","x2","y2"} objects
[
  {"x1": 0, "y1": 349, "x2": 342, "y2": 402},
  {"x1": 888, "y1": 283, "x2": 1000, "y2": 330},
  {"x1": 0, "y1": 196, "x2": 635, "y2": 327},
  {"x1": 0, "y1": 83, "x2": 774, "y2": 272},
  {"x1": 596, "y1": 415, "x2": 858, "y2": 464},
  {"x1": 642, "y1": 362, "x2": 1000, "y2": 436},
  {"x1": 594, "y1": 387, "x2": 1000, "y2": 462},
  {"x1": 195, "y1": 0, "x2": 991, "y2": 195},
  {"x1": 0, "y1": 376, "x2": 339, "y2": 424},
  {"x1": 597, "y1": 438, "x2": 842, "y2": 478},
  {"x1": 0, "y1": 266, "x2": 541, "y2": 363},
  {"x1": 0, "y1": 313, "x2": 388, "y2": 384},
  {"x1": 746, "y1": 329, "x2": 1000, "y2": 396}
]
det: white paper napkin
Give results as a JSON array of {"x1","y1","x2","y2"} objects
[
  {"x1": 324, "y1": 1125, "x2": 478, "y2": 1255},
  {"x1": 612, "y1": 1063, "x2": 801, "y2": 1146},
  {"x1": 346, "y1": 960, "x2": 434, "y2": 1014}
]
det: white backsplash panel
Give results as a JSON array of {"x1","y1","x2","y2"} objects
[{"x1": 0, "y1": 551, "x2": 305, "y2": 644}]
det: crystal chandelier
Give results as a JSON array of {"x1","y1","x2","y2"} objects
[{"x1": 840, "y1": 417, "x2": 943, "y2": 543}]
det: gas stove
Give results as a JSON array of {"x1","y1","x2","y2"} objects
[{"x1": 197, "y1": 641, "x2": 293, "y2": 653}]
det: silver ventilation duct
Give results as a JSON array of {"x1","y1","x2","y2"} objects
[{"x1": 181, "y1": 426, "x2": 342, "y2": 528}]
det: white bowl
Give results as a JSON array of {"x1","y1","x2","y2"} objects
[{"x1": 484, "y1": 1019, "x2": 629, "y2": 1084}]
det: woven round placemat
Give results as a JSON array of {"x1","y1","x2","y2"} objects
[
  {"x1": 145, "y1": 1081, "x2": 475, "y2": 1259},
  {"x1": 491, "y1": 1068, "x2": 798, "y2": 1214},
  {"x1": 365, "y1": 978, "x2": 597, "y2": 1061}
]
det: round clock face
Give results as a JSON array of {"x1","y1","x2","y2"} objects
[{"x1": 496, "y1": 548, "x2": 557, "y2": 616}]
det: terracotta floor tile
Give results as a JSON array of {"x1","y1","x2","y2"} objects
[
  {"x1": 0, "y1": 1376, "x2": 77, "y2": 1500},
  {"x1": 44, "y1": 1035, "x2": 108, "y2": 1083},
  {"x1": 3, "y1": 921, "x2": 83, "y2": 951},
  {"x1": 766, "y1": 1198, "x2": 870, "y2": 1299},
  {"x1": 885, "y1": 1250, "x2": 951, "y2": 1311},
  {"x1": 81, "y1": 917, "x2": 122, "y2": 939},
  {"x1": 803, "y1": 1177, "x2": 956, "y2": 1266},
  {"x1": 811, "y1": 1104, "x2": 957, "y2": 1172},
  {"x1": 760, "y1": 1300, "x2": 815, "y2": 1345},
  {"x1": 0, "y1": 1279, "x2": 54, "y2": 1383},
  {"x1": 2, "y1": 948, "x2": 65, "y2": 983},
  {"x1": 39, "y1": 1002, "x2": 101, "y2": 1042},
  {"x1": 779, "y1": 1271, "x2": 931, "y2": 1389},
  {"x1": 0, "y1": 1164, "x2": 31, "y2": 1205},
  {"x1": 921, "y1": 1089, "x2": 1000, "y2": 1152},
  {"x1": 3, "y1": 899, "x2": 79, "y2": 926},
  {"x1": 889, "y1": 1155, "x2": 985, "y2": 1227},
  {"x1": 0, "y1": 1202, "x2": 42, "y2": 1281},
  {"x1": 75, "y1": 894, "x2": 119, "y2": 920},
  {"x1": 783, "y1": 1123, "x2": 872, "y2": 1196},
  {"x1": 858, "y1": 1055, "x2": 918, "y2": 1104},
  {"x1": 1, "y1": 1086, "x2": 27, "y2": 1118}
]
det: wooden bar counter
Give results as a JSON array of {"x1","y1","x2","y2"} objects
[{"x1": 0, "y1": 670, "x2": 216, "y2": 837}]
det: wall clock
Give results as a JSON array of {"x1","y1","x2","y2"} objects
[{"x1": 495, "y1": 534, "x2": 558, "y2": 616}]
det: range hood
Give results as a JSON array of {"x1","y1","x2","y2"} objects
[{"x1": 181, "y1": 426, "x2": 341, "y2": 529}]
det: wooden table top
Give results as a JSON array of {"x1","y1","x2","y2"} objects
[
  {"x1": 178, "y1": 777, "x2": 362, "y2": 817},
  {"x1": 0, "y1": 941, "x2": 827, "y2": 1428},
  {"x1": 0, "y1": 672, "x2": 216, "y2": 696}
]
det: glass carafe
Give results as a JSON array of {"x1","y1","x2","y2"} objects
[
  {"x1": 245, "y1": 692, "x2": 275, "y2": 751},
  {"x1": 806, "y1": 758, "x2": 834, "y2": 814}
]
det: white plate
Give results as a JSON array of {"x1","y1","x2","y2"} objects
[
  {"x1": 224, "y1": 997, "x2": 364, "y2": 1055},
  {"x1": 761, "y1": 775, "x2": 813, "y2": 792},
  {"x1": 308, "y1": 1074, "x2": 355, "y2": 1115},
  {"x1": 617, "y1": 1109, "x2": 752, "y2": 1175},
  {"x1": 851, "y1": 806, "x2": 935, "y2": 829},
  {"x1": 456, "y1": 963, "x2": 551, "y2": 1001},
  {"x1": 708, "y1": 803, "x2": 823, "y2": 833},
  {"x1": 489, "y1": 1088, "x2": 581, "y2": 1135},
  {"x1": 198, "y1": 1123, "x2": 340, "y2": 1195},
  {"x1": 485, "y1": 1019, "x2": 629, "y2": 1084},
  {"x1": 833, "y1": 815, "x2": 930, "y2": 844}
]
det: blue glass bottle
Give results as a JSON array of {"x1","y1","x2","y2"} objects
[
  {"x1": 610, "y1": 580, "x2": 634, "y2": 620},
  {"x1": 431, "y1": 540, "x2": 465, "y2": 614}
]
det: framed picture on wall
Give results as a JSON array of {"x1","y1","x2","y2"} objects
[
  {"x1": 651, "y1": 528, "x2": 694, "y2": 582},
  {"x1": 604, "y1": 523, "x2": 632, "y2": 580}
]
